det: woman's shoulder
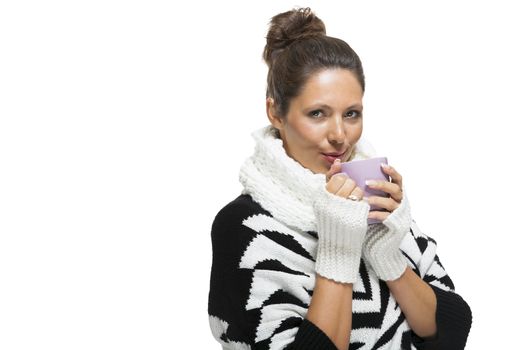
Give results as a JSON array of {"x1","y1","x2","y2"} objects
[
  {"x1": 211, "y1": 194, "x2": 272, "y2": 237},
  {"x1": 214, "y1": 193, "x2": 270, "y2": 221}
]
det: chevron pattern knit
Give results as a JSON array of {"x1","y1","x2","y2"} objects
[{"x1": 208, "y1": 125, "x2": 472, "y2": 349}]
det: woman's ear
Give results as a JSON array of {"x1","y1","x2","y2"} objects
[{"x1": 266, "y1": 97, "x2": 284, "y2": 131}]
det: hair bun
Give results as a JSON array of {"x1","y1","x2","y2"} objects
[{"x1": 263, "y1": 7, "x2": 326, "y2": 66}]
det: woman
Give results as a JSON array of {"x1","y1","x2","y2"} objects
[{"x1": 208, "y1": 7, "x2": 472, "y2": 350}]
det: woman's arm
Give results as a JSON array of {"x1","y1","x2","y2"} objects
[
  {"x1": 306, "y1": 275, "x2": 354, "y2": 350},
  {"x1": 301, "y1": 161, "x2": 371, "y2": 350},
  {"x1": 398, "y1": 220, "x2": 472, "y2": 349},
  {"x1": 208, "y1": 194, "x2": 366, "y2": 350},
  {"x1": 386, "y1": 267, "x2": 437, "y2": 338},
  {"x1": 364, "y1": 164, "x2": 472, "y2": 348}
]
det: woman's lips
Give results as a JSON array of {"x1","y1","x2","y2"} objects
[{"x1": 321, "y1": 153, "x2": 344, "y2": 163}]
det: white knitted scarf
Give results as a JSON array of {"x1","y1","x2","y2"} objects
[{"x1": 238, "y1": 125, "x2": 378, "y2": 233}]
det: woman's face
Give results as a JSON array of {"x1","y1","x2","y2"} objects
[{"x1": 267, "y1": 68, "x2": 364, "y2": 175}]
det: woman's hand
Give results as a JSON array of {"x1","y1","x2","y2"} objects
[
  {"x1": 312, "y1": 158, "x2": 371, "y2": 284},
  {"x1": 325, "y1": 159, "x2": 365, "y2": 201},
  {"x1": 366, "y1": 163, "x2": 404, "y2": 222},
  {"x1": 362, "y1": 163, "x2": 412, "y2": 281}
]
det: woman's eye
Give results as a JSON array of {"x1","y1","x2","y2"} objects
[
  {"x1": 346, "y1": 110, "x2": 361, "y2": 118},
  {"x1": 309, "y1": 110, "x2": 323, "y2": 118}
]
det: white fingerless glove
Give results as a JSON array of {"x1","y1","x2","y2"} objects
[
  {"x1": 363, "y1": 185, "x2": 412, "y2": 281},
  {"x1": 312, "y1": 185, "x2": 371, "y2": 284}
]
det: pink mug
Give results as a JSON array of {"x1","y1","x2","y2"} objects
[{"x1": 339, "y1": 157, "x2": 390, "y2": 225}]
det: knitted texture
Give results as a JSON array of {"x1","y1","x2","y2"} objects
[
  {"x1": 238, "y1": 125, "x2": 377, "y2": 233},
  {"x1": 209, "y1": 124, "x2": 472, "y2": 349},
  {"x1": 208, "y1": 194, "x2": 472, "y2": 349},
  {"x1": 363, "y1": 185, "x2": 412, "y2": 281},
  {"x1": 289, "y1": 319, "x2": 339, "y2": 350},
  {"x1": 312, "y1": 185, "x2": 370, "y2": 283}
]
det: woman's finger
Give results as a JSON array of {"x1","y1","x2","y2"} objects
[
  {"x1": 326, "y1": 172, "x2": 348, "y2": 195},
  {"x1": 380, "y1": 163, "x2": 403, "y2": 188},
  {"x1": 334, "y1": 177, "x2": 361, "y2": 199},
  {"x1": 366, "y1": 179, "x2": 403, "y2": 202},
  {"x1": 366, "y1": 195, "x2": 400, "y2": 212},
  {"x1": 326, "y1": 159, "x2": 343, "y2": 181},
  {"x1": 368, "y1": 210, "x2": 391, "y2": 222},
  {"x1": 349, "y1": 185, "x2": 365, "y2": 200}
]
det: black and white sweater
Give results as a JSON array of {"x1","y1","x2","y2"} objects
[{"x1": 208, "y1": 125, "x2": 472, "y2": 349}]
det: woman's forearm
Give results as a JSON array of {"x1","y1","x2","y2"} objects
[
  {"x1": 306, "y1": 274, "x2": 353, "y2": 350},
  {"x1": 386, "y1": 267, "x2": 437, "y2": 338}
]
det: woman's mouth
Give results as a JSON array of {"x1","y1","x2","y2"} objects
[{"x1": 321, "y1": 152, "x2": 346, "y2": 164}]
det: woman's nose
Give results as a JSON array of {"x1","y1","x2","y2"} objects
[{"x1": 327, "y1": 118, "x2": 345, "y2": 145}]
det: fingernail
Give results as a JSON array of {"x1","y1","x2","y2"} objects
[
  {"x1": 335, "y1": 158, "x2": 341, "y2": 163},
  {"x1": 381, "y1": 163, "x2": 390, "y2": 169},
  {"x1": 366, "y1": 180, "x2": 377, "y2": 186}
]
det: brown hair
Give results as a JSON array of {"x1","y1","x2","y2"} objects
[{"x1": 263, "y1": 7, "x2": 365, "y2": 131}]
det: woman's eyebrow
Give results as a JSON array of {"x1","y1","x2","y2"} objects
[{"x1": 307, "y1": 103, "x2": 363, "y2": 110}]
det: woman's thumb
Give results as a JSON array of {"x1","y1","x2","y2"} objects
[{"x1": 326, "y1": 158, "x2": 341, "y2": 180}]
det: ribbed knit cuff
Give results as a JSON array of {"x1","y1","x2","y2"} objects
[
  {"x1": 288, "y1": 318, "x2": 338, "y2": 350},
  {"x1": 364, "y1": 224, "x2": 408, "y2": 281},
  {"x1": 312, "y1": 186, "x2": 370, "y2": 284},
  {"x1": 382, "y1": 185, "x2": 412, "y2": 234},
  {"x1": 363, "y1": 186, "x2": 412, "y2": 281},
  {"x1": 412, "y1": 285, "x2": 472, "y2": 350}
]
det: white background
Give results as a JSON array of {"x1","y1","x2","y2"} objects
[{"x1": 1, "y1": 0, "x2": 523, "y2": 349}]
